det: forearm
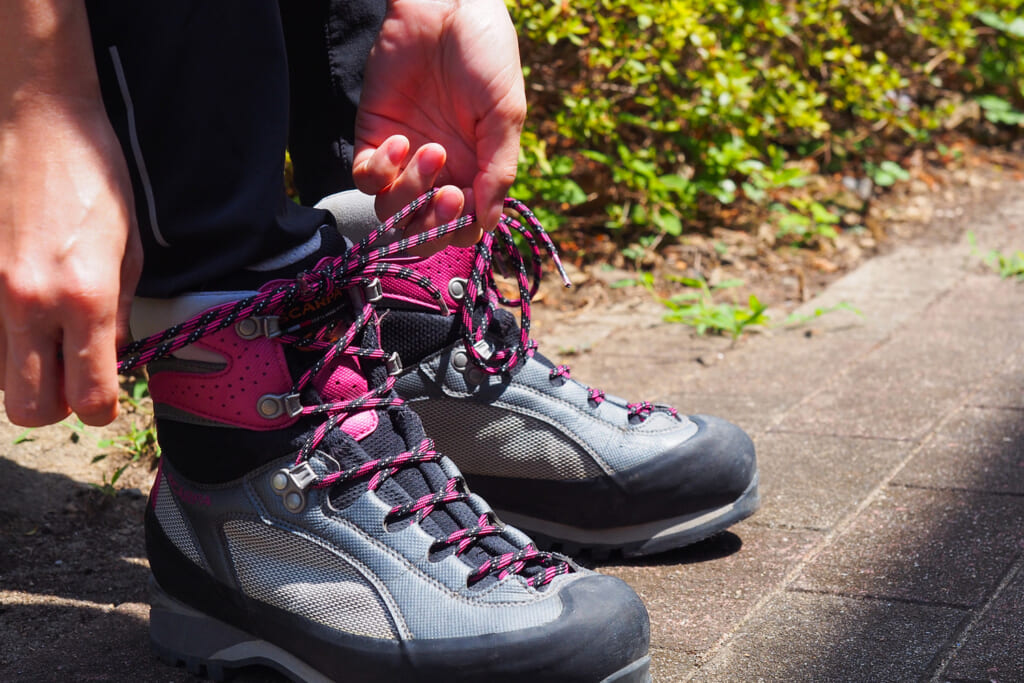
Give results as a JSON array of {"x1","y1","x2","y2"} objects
[
  {"x1": 0, "y1": 1, "x2": 139, "y2": 427},
  {"x1": 1, "y1": 0, "x2": 103, "y2": 120}
]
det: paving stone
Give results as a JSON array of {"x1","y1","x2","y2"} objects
[
  {"x1": 751, "y1": 433, "x2": 907, "y2": 530},
  {"x1": 651, "y1": 646, "x2": 697, "y2": 682},
  {"x1": 895, "y1": 406, "x2": 1024, "y2": 495},
  {"x1": 530, "y1": 327, "x2": 717, "y2": 404},
  {"x1": 665, "y1": 392, "x2": 796, "y2": 437},
  {"x1": 596, "y1": 525, "x2": 821, "y2": 655},
  {"x1": 789, "y1": 243, "x2": 965, "y2": 331},
  {"x1": 794, "y1": 487, "x2": 1024, "y2": 607},
  {"x1": 694, "y1": 591, "x2": 965, "y2": 682},
  {"x1": 775, "y1": 280, "x2": 1024, "y2": 441},
  {"x1": 942, "y1": 560, "x2": 1024, "y2": 682},
  {"x1": 681, "y1": 331, "x2": 874, "y2": 400},
  {"x1": 969, "y1": 344, "x2": 1024, "y2": 410}
]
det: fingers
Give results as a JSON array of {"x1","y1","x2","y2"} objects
[
  {"x1": 3, "y1": 319, "x2": 71, "y2": 427},
  {"x1": 352, "y1": 135, "x2": 411, "y2": 195},
  {"x1": 403, "y1": 185, "x2": 467, "y2": 257},
  {"x1": 353, "y1": 134, "x2": 488, "y2": 253},
  {"x1": 0, "y1": 245, "x2": 134, "y2": 427},
  {"x1": 372, "y1": 142, "x2": 447, "y2": 217},
  {"x1": 62, "y1": 295, "x2": 120, "y2": 426},
  {"x1": 447, "y1": 187, "x2": 482, "y2": 249}
]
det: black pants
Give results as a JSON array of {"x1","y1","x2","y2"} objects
[{"x1": 85, "y1": 0, "x2": 385, "y2": 296}]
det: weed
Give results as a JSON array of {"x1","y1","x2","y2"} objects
[
  {"x1": 119, "y1": 372, "x2": 152, "y2": 410},
  {"x1": 783, "y1": 302, "x2": 863, "y2": 327},
  {"x1": 13, "y1": 428, "x2": 35, "y2": 445},
  {"x1": 613, "y1": 272, "x2": 859, "y2": 341},
  {"x1": 970, "y1": 232, "x2": 1024, "y2": 280},
  {"x1": 89, "y1": 459, "x2": 130, "y2": 499},
  {"x1": 97, "y1": 419, "x2": 161, "y2": 462},
  {"x1": 610, "y1": 271, "x2": 655, "y2": 291},
  {"x1": 89, "y1": 418, "x2": 160, "y2": 499},
  {"x1": 864, "y1": 160, "x2": 911, "y2": 188},
  {"x1": 660, "y1": 276, "x2": 769, "y2": 341},
  {"x1": 771, "y1": 198, "x2": 841, "y2": 246},
  {"x1": 975, "y1": 95, "x2": 1024, "y2": 126}
]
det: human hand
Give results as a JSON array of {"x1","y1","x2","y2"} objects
[
  {"x1": 353, "y1": 0, "x2": 526, "y2": 241},
  {"x1": 0, "y1": 96, "x2": 141, "y2": 427}
]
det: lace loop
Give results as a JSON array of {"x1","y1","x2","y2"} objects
[{"x1": 448, "y1": 198, "x2": 680, "y2": 423}]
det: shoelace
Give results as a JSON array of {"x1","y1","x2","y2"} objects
[
  {"x1": 455, "y1": 199, "x2": 680, "y2": 423},
  {"x1": 117, "y1": 189, "x2": 570, "y2": 588}
]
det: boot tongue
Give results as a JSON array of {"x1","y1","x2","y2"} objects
[
  {"x1": 310, "y1": 355, "x2": 378, "y2": 441},
  {"x1": 282, "y1": 318, "x2": 527, "y2": 580},
  {"x1": 319, "y1": 406, "x2": 526, "y2": 586}
]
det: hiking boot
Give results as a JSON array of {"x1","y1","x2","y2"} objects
[
  {"x1": 316, "y1": 190, "x2": 759, "y2": 558},
  {"x1": 123, "y1": 214, "x2": 651, "y2": 682}
]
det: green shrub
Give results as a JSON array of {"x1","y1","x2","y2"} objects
[{"x1": 510, "y1": 0, "x2": 1024, "y2": 240}]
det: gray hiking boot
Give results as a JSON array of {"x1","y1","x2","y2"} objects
[
  {"x1": 124, "y1": 221, "x2": 651, "y2": 681},
  {"x1": 316, "y1": 191, "x2": 759, "y2": 558}
]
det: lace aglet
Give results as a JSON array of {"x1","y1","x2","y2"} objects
[
  {"x1": 550, "y1": 252, "x2": 572, "y2": 289},
  {"x1": 557, "y1": 264, "x2": 572, "y2": 289}
]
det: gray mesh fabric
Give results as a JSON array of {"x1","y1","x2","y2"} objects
[
  {"x1": 154, "y1": 474, "x2": 207, "y2": 569},
  {"x1": 410, "y1": 398, "x2": 603, "y2": 480},
  {"x1": 223, "y1": 519, "x2": 398, "y2": 640}
]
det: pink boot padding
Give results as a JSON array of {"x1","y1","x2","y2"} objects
[
  {"x1": 149, "y1": 327, "x2": 299, "y2": 431},
  {"x1": 380, "y1": 247, "x2": 475, "y2": 314},
  {"x1": 312, "y1": 358, "x2": 379, "y2": 441}
]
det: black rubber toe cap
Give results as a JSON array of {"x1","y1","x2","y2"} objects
[
  {"x1": 616, "y1": 414, "x2": 757, "y2": 508},
  {"x1": 403, "y1": 573, "x2": 651, "y2": 682},
  {"x1": 468, "y1": 414, "x2": 757, "y2": 530}
]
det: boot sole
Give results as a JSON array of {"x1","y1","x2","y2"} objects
[
  {"x1": 149, "y1": 577, "x2": 652, "y2": 682},
  {"x1": 496, "y1": 473, "x2": 760, "y2": 559}
]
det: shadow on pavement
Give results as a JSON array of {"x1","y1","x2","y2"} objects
[{"x1": 769, "y1": 404, "x2": 1024, "y2": 682}]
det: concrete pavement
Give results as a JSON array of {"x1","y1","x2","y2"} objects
[{"x1": 543, "y1": 179, "x2": 1024, "y2": 681}]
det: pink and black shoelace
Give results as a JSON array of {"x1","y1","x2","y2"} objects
[
  {"x1": 117, "y1": 189, "x2": 570, "y2": 588},
  {"x1": 452, "y1": 198, "x2": 680, "y2": 423}
]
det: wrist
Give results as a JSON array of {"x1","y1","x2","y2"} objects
[{"x1": 1, "y1": 1, "x2": 103, "y2": 120}]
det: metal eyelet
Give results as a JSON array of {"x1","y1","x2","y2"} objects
[
  {"x1": 447, "y1": 278, "x2": 468, "y2": 301},
  {"x1": 235, "y1": 316, "x2": 281, "y2": 340},
  {"x1": 451, "y1": 339, "x2": 493, "y2": 376},
  {"x1": 270, "y1": 462, "x2": 317, "y2": 513},
  {"x1": 385, "y1": 352, "x2": 403, "y2": 376},
  {"x1": 256, "y1": 393, "x2": 303, "y2": 420},
  {"x1": 364, "y1": 278, "x2": 383, "y2": 303}
]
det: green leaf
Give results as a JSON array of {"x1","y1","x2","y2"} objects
[
  {"x1": 976, "y1": 96, "x2": 1024, "y2": 126},
  {"x1": 975, "y1": 11, "x2": 1024, "y2": 38},
  {"x1": 652, "y1": 209, "x2": 683, "y2": 236},
  {"x1": 13, "y1": 428, "x2": 35, "y2": 445}
]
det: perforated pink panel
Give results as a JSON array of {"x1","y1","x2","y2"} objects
[
  {"x1": 149, "y1": 327, "x2": 299, "y2": 431},
  {"x1": 380, "y1": 246, "x2": 475, "y2": 314}
]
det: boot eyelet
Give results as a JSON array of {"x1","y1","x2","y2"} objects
[
  {"x1": 257, "y1": 393, "x2": 302, "y2": 419},
  {"x1": 448, "y1": 278, "x2": 468, "y2": 301},
  {"x1": 270, "y1": 463, "x2": 317, "y2": 514}
]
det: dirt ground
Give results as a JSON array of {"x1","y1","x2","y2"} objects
[{"x1": 0, "y1": 148, "x2": 1021, "y2": 682}]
